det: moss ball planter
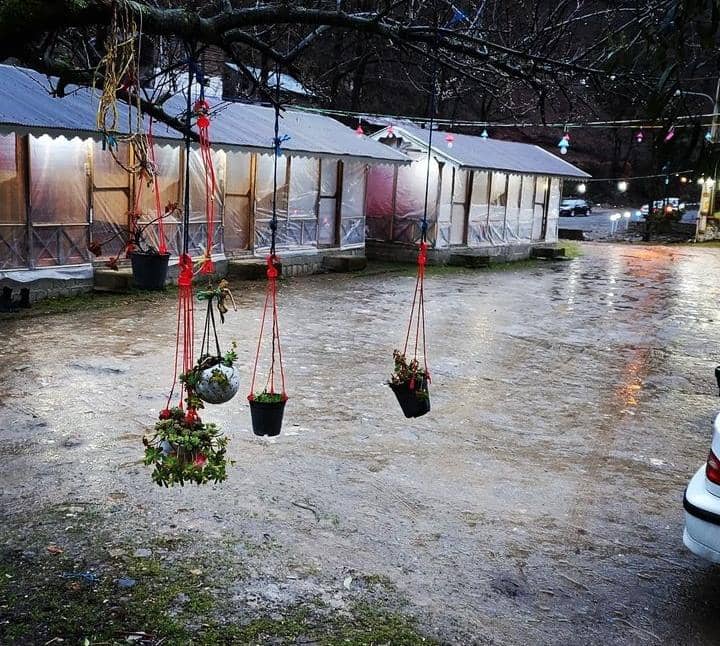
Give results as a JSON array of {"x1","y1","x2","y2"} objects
[
  {"x1": 181, "y1": 344, "x2": 240, "y2": 405},
  {"x1": 248, "y1": 392, "x2": 287, "y2": 437},
  {"x1": 195, "y1": 361, "x2": 240, "y2": 404}
]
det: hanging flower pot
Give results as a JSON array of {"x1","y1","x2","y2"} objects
[
  {"x1": 194, "y1": 358, "x2": 240, "y2": 404},
  {"x1": 143, "y1": 407, "x2": 230, "y2": 487},
  {"x1": 130, "y1": 250, "x2": 170, "y2": 290},
  {"x1": 389, "y1": 381, "x2": 430, "y2": 418},
  {"x1": 248, "y1": 254, "x2": 288, "y2": 436},
  {"x1": 186, "y1": 285, "x2": 240, "y2": 404},
  {"x1": 389, "y1": 350, "x2": 431, "y2": 418},
  {"x1": 248, "y1": 392, "x2": 287, "y2": 437},
  {"x1": 182, "y1": 343, "x2": 240, "y2": 405}
]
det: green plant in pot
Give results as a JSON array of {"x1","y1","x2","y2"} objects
[
  {"x1": 388, "y1": 349, "x2": 430, "y2": 418},
  {"x1": 181, "y1": 342, "x2": 240, "y2": 405},
  {"x1": 142, "y1": 403, "x2": 230, "y2": 487},
  {"x1": 89, "y1": 203, "x2": 177, "y2": 289},
  {"x1": 248, "y1": 391, "x2": 287, "y2": 437}
]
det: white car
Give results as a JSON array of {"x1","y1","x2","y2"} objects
[{"x1": 683, "y1": 407, "x2": 720, "y2": 562}]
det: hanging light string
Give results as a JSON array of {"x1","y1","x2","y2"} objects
[
  {"x1": 290, "y1": 104, "x2": 720, "y2": 130},
  {"x1": 578, "y1": 169, "x2": 696, "y2": 183}
]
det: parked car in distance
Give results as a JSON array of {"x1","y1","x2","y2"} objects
[
  {"x1": 560, "y1": 199, "x2": 591, "y2": 217},
  {"x1": 683, "y1": 369, "x2": 720, "y2": 563},
  {"x1": 640, "y1": 198, "x2": 683, "y2": 216}
]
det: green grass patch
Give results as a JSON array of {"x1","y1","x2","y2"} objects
[{"x1": 0, "y1": 287, "x2": 177, "y2": 321}]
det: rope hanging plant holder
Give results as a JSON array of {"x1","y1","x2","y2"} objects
[
  {"x1": 142, "y1": 48, "x2": 231, "y2": 486},
  {"x1": 388, "y1": 39, "x2": 438, "y2": 419},
  {"x1": 247, "y1": 67, "x2": 288, "y2": 437},
  {"x1": 90, "y1": 3, "x2": 170, "y2": 287},
  {"x1": 189, "y1": 281, "x2": 240, "y2": 405}
]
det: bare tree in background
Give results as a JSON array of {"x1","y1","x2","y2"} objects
[{"x1": 0, "y1": 0, "x2": 717, "y2": 139}]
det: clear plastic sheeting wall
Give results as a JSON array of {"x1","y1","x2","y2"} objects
[
  {"x1": 467, "y1": 171, "x2": 490, "y2": 246},
  {"x1": 188, "y1": 147, "x2": 225, "y2": 256},
  {"x1": 91, "y1": 141, "x2": 129, "y2": 258},
  {"x1": 435, "y1": 165, "x2": 454, "y2": 247},
  {"x1": 504, "y1": 174, "x2": 522, "y2": 242},
  {"x1": 393, "y1": 158, "x2": 438, "y2": 245},
  {"x1": 518, "y1": 176, "x2": 535, "y2": 241},
  {"x1": 532, "y1": 177, "x2": 548, "y2": 241},
  {"x1": 255, "y1": 153, "x2": 289, "y2": 249},
  {"x1": 340, "y1": 162, "x2": 367, "y2": 247},
  {"x1": 29, "y1": 135, "x2": 89, "y2": 266},
  {"x1": 365, "y1": 164, "x2": 395, "y2": 241},
  {"x1": 318, "y1": 159, "x2": 338, "y2": 245},
  {"x1": 0, "y1": 134, "x2": 27, "y2": 269},
  {"x1": 546, "y1": 178, "x2": 561, "y2": 242},
  {"x1": 224, "y1": 150, "x2": 252, "y2": 252},
  {"x1": 287, "y1": 156, "x2": 319, "y2": 246},
  {"x1": 446, "y1": 167, "x2": 466, "y2": 246},
  {"x1": 139, "y1": 144, "x2": 181, "y2": 255}
]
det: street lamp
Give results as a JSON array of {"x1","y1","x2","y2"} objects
[
  {"x1": 676, "y1": 82, "x2": 720, "y2": 238},
  {"x1": 577, "y1": 183, "x2": 586, "y2": 194},
  {"x1": 617, "y1": 180, "x2": 628, "y2": 193}
]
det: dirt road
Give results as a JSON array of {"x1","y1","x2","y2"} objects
[{"x1": 2, "y1": 243, "x2": 720, "y2": 645}]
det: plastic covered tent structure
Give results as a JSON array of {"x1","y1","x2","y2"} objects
[
  {"x1": 367, "y1": 124, "x2": 589, "y2": 249},
  {"x1": 0, "y1": 65, "x2": 407, "y2": 275}
]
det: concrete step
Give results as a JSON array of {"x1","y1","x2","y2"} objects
[
  {"x1": 531, "y1": 246, "x2": 566, "y2": 259},
  {"x1": 94, "y1": 268, "x2": 133, "y2": 293},
  {"x1": 226, "y1": 259, "x2": 279, "y2": 280},
  {"x1": 322, "y1": 254, "x2": 368, "y2": 272},
  {"x1": 448, "y1": 253, "x2": 491, "y2": 268}
]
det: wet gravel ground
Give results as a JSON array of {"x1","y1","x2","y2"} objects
[{"x1": 3, "y1": 242, "x2": 720, "y2": 644}]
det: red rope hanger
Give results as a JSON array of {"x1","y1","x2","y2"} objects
[
  {"x1": 403, "y1": 240, "x2": 430, "y2": 389},
  {"x1": 248, "y1": 65, "x2": 288, "y2": 404},
  {"x1": 194, "y1": 98, "x2": 217, "y2": 276},
  {"x1": 147, "y1": 117, "x2": 168, "y2": 255}
]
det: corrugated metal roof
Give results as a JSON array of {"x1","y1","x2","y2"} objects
[
  {"x1": 0, "y1": 65, "x2": 407, "y2": 164},
  {"x1": 373, "y1": 124, "x2": 590, "y2": 178},
  {"x1": 225, "y1": 63, "x2": 315, "y2": 97}
]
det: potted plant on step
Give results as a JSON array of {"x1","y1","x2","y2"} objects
[
  {"x1": 248, "y1": 391, "x2": 287, "y2": 437},
  {"x1": 142, "y1": 405, "x2": 230, "y2": 487},
  {"x1": 127, "y1": 207, "x2": 173, "y2": 290},
  {"x1": 89, "y1": 203, "x2": 177, "y2": 290},
  {"x1": 181, "y1": 342, "x2": 240, "y2": 405},
  {"x1": 388, "y1": 349, "x2": 430, "y2": 418}
]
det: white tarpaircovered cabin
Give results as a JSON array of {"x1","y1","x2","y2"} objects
[
  {"x1": 367, "y1": 124, "x2": 590, "y2": 258},
  {"x1": 0, "y1": 65, "x2": 407, "y2": 295}
]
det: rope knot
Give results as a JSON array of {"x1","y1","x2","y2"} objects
[
  {"x1": 178, "y1": 253, "x2": 194, "y2": 286},
  {"x1": 417, "y1": 242, "x2": 428, "y2": 268},
  {"x1": 266, "y1": 254, "x2": 279, "y2": 279},
  {"x1": 193, "y1": 99, "x2": 210, "y2": 116}
]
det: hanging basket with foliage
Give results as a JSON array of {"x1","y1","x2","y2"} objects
[
  {"x1": 248, "y1": 255, "x2": 288, "y2": 436},
  {"x1": 143, "y1": 406, "x2": 229, "y2": 487},
  {"x1": 389, "y1": 349, "x2": 431, "y2": 418},
  {"x1": 390, "y1": 241, "x2": 431, "y2": 418}
]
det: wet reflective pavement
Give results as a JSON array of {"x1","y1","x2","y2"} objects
[{"x1": 3, "y1": 242, "x2": 720, "y2": 644}]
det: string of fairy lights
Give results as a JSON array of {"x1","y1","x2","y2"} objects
[{"x1": 292, "y1": 104, "x2": 719, "y2": 194}]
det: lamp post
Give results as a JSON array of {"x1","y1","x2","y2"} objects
[{"x1": 676, "y1": 81, "x2": 720, "y2": 238}]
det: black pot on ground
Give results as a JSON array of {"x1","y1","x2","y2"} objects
[
  {"x1": 389, "y1": 379, "x2": 430, "y2": 418},
  {"x1": 249, "y1": 399, "x2": 286, "y2": 436},
  {"x1": 130, "y1": 252, "x2": 170, "y2": 290}
]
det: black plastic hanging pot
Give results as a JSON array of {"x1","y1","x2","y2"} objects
[
  {"x1": 249, "y1": 399, "x2": 286, "y2": 436},
  {"x1": 389, "y1": 379, "x2": 430, "y2": 418},
  {"x1": 130, "y1": 252, "x2": 170, "y2": 290}
]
